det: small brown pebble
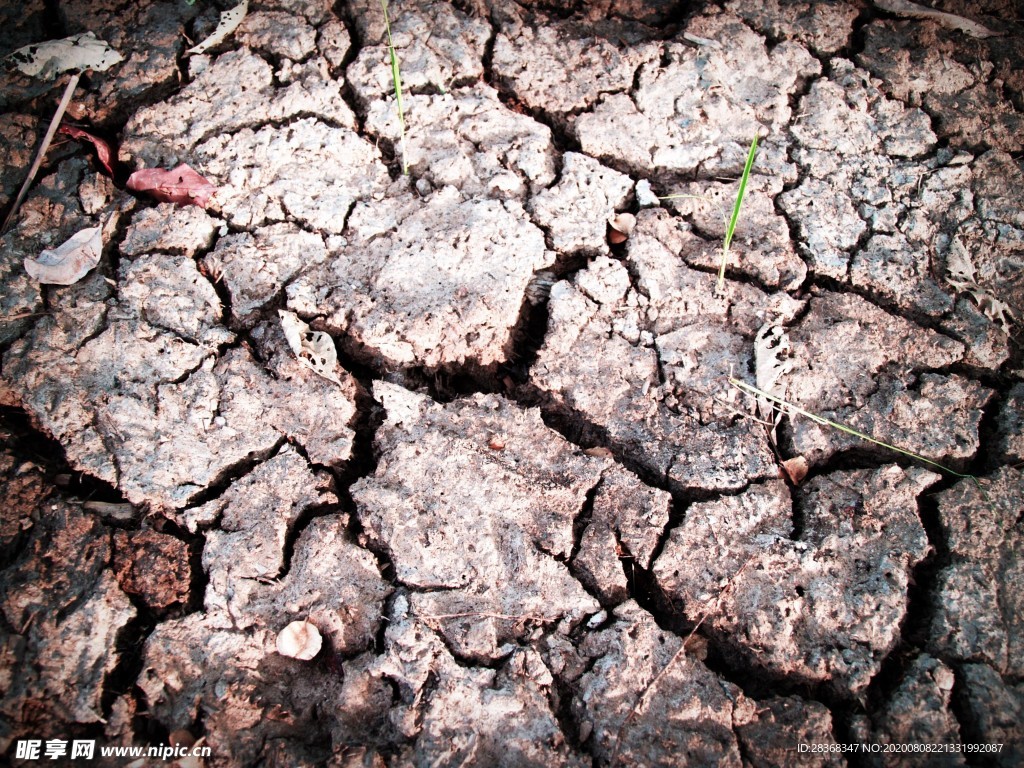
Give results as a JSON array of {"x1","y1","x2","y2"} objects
[
  {"x1": 168, "y1": 730, "x2": 195, "y2": 748},
  {"x1": 607, "y1": 213, "x2": 636, "y2": 244}
]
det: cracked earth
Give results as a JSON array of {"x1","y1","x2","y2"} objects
[{"x1": 1, "y1": 0, "x2": 1023, "y2": 766}]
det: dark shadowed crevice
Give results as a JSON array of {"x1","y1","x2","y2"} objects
[
  {"x1": 100, "y1": 606, "x2": 155, "y2": 724},
  {"x1": 642, "y1": 492, "x2": 688, "y2": 581},
  {"x1": 530, "y1": 399, "x2": 668, "y2": 490},
  {"x1": 974, "y1": 389, "x2": 1014, "y2": 474},
  {"x1": 177, "y1": 435, "x2": 287, "y2": 513},
  {"x1": 948, "y1": 665, "x2": 991, "y2": 768},
  {"x1": 499, "y1": 281, "x2": 554, "y2": 387},
  {"x1": 41, "y1": 0, "x2": 65, "y2": 40},
  {"x1": 613, "y1": 534, "x2": 688, "y2": 634},
  {"x1": 268, "y1": 376, "x2": 398, "y2": 590},
  {"x1": 788, "y1": 474, "x2": 808, "y2": 540},
  {"x1": 477, "y1": 1, "x2": 498, "y2": 86},
  {"x1": 100, "y1": 513, "x2": 208, "y2": 745},
  {"x1": 501, "y1": 250, "x2": 595, "y2": 387},
  {"x1": 700, "y1": 633, "x2": 863, "y2": 710},
  {"x1": 547, "y1": 669, "x2": 592, "y2": 758},
  {"x1": 863, "y1": 486, "x2": 951, "y2": 719},
  {"x1": 0, "y1": 404, "x2": 126, "y2": 504},
  {"x1": 810, "y1": 271, "x2": 969, "y2": 343},
  {"x1": 333, "y1": 385, "x2": 398, "y2": 582}
]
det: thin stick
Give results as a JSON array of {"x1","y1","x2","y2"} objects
[
  {"x1": 2, "y1": 72, "x2": 81, "y2": 234},
  {"x1": 608, "y1": 553, "x2": 757, "y2": 767}
]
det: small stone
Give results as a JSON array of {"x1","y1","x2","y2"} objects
[
  {"x1": 277, "y1": 620, "x2": 323, "y2": 661},
  {"x1": 635, "y1": 180, "x2": 659, "y2": 207}
]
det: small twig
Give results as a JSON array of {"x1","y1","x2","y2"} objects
[
  {"x1": 20, "y1": 609, "x2": 40, "y2": 635},
  {"x1": 415, "y1": 610, "x2": 553, "y2": 624},
  {"x1": 608, "y1": 554, "x2": 758, "y2": 767},
  {"x1": 1, "y1": 311, "x2": 51, "y2": 322},
  {"x1": 2, "y1": 72, "x2": 81, "y2": 234}
]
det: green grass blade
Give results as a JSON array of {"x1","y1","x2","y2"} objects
[
  {"x1": 728, "y1": 377, "x2": 974, "y2": 478},
  {"x1": 717, "y1": 135, "x2": 759, "y2": 292},
  {"x1": 380, "y1": 0, "x2": 408, "y2": 175}
]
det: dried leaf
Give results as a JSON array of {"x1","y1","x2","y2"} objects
[
  {"x1": 126, "y1": 164, "x2": 217, "y2": 207},
  {"x1": 186, "y1": 0, "x2": 248, "y2": 56},
  {"x1": 4, "y1": 32, "x2": 123, "y2": 80},
  {"x1": 279, "y1": 310, "x2": 343, "y2": 386},
  {"x1": 873, "y1": 0, "x2": 999, "y2": 38},
  {"x1": 58, "y1": 124, "x2": 115, "y2": 176},
  {"x1": 966, "y1": 289, "x2": 1017, "y2": 331},
  {"x1": 24, "y1": 226, "x2": 102, "y2": 285},
  {"x1": 753, "y1": 323, "x2": 793, "y2": 443},
  {"x1": 82, "y1": 501, "x2": 137, "y2": 522},
  {"x1": 781, "y1": 456, "x2": 809, "y2": 485},
  {"x1": 945, "y1": 236, "x2": 977, "y2": 290},
  {"x1": 945, "y1": 237, "x2": 1018, "y2": 332},
  {"x1": 681, "y1": 32, "x2": 723, "y2": 50}
]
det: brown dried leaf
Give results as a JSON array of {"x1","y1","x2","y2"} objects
[
  {"x1": 607, "y1": 213, "x2": 636, "y2": 244},
  {"x1": 59, "y1": 124, "x2": 115, "y2": 176},
  {"x1": 781, "y1": 456, "x2": 809, "y2": 485}
]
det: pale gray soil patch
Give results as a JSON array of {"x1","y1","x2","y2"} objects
[{"x1": 1, "y1": 1, "x2": 1022, "y2": 765}]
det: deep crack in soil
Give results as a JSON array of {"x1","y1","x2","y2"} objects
[{"x1": 2, "y1": 0, "x2": 1023, "y2": 766}]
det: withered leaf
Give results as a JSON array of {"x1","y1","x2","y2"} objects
[
  {"x1": 279, "y1": 310, "x2": 343, "y2": 386},
  {"x1": 187, "y1": 0, "x2": 249, "y2": 56},
  {"x1": 24, "y1": 225, "x2": 102, "y2": 285},
  {"x1": 126, "y1": 164, "x2": 217, "y2": 207},
  {"x1": 753, "y1": 323, "x2": 793, "y2": 444},
  {"x1": 781, "y1": 456, "x2": 809, "y2": 485},
  {"x1": 873, "y1": 0, "x2": 999, "y2": 38},
  {"x1": 59, "y1": 124, "x2": 115, "y2": 176},
  {"x1": 945, "y1": 237, "x2": 1018, "y2": 332},
  {"x1": 5, "y1": 32, "x2": 122, "y2": 80}
]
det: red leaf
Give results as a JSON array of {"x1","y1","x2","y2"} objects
[
  {"x1": 126, "y1": 164, "x2": 217, "y2": 207},
  {"x1": 59, "y1": 124, "x2": 115, "y2": 176}
]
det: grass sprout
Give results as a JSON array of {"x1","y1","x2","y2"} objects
[
  {"x1": 380, "y1": 0, "x2": 408, "y2": 175},
  {"x1": 728, "y1": 376, "x2": 1000, "y2": 519},
  {"x1": 658, "y1": 135, "x2": 760, "y2": 293},
  {"x1": 718, "y1": 135, "x2": 759, "y2": 292},
  {"x1": 728, "y1": 377, "x2": 974, "y2": 479}
]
